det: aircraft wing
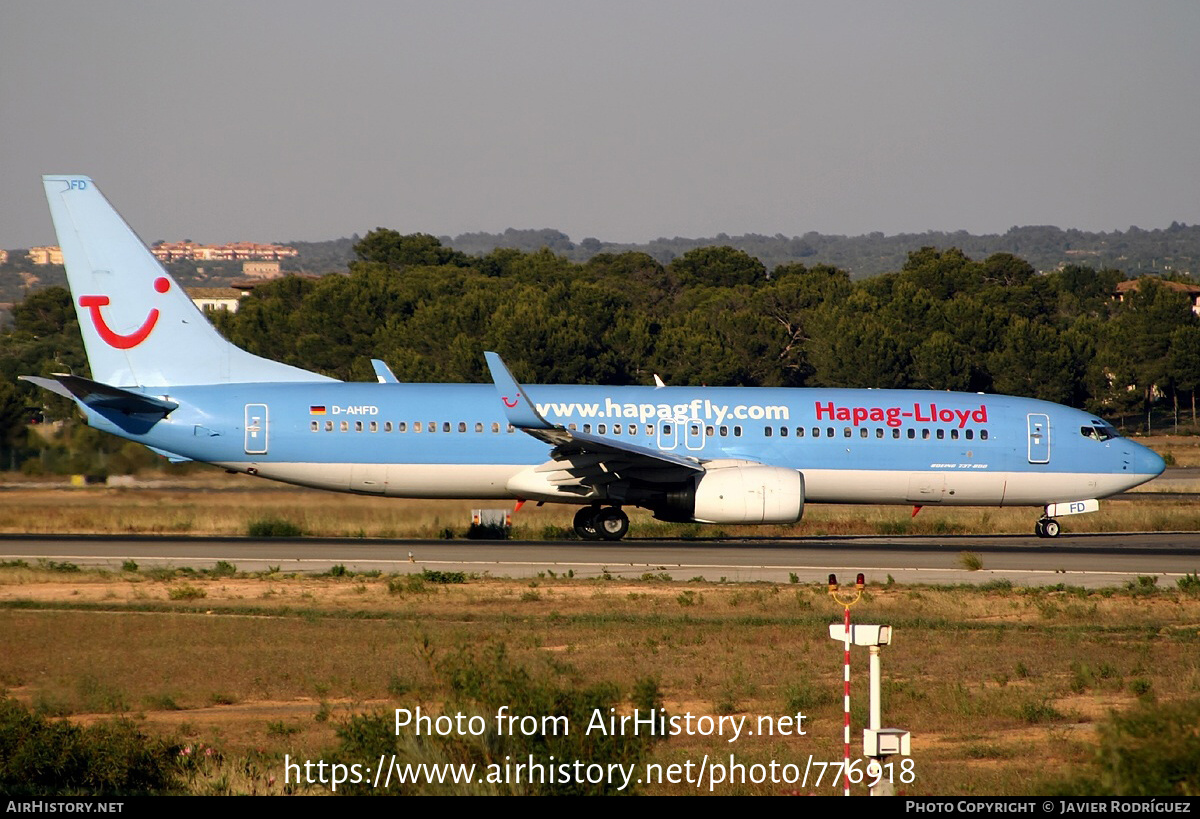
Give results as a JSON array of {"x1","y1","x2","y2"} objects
[{"x1": 483, "y1": 352, "x2": 703, "y2": 490}]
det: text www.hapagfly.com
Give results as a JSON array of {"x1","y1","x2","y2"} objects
[{"x1": 535, "y1": 398, "x2": 789, "y2": 426}]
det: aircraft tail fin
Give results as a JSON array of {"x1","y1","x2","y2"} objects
[{"x1": 42, "y1": 175, "x2": 335, "y2": 387}]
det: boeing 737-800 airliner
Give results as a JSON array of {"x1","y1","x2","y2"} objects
[{"x1": 23, "y1": 176, "x2": 1165, "y2": 540}]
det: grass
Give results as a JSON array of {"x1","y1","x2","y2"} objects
[
  {"x1": 0, "y1": 470, "x2": 1196, "y2": 539},
  {"x1": 1, "y1": 566, "x2": 1199, "y2": 795}
]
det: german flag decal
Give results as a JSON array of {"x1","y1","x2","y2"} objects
[{"x1": 309, "y1": 405, "x2": 327, "y2": 415}]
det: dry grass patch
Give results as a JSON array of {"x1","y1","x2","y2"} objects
[
  {"x1": 2, "y1": 569, "x2": 1199, "y2": 795},
  {"x1": 2, "y1": 476, "x2": 1199, "y2": 539}
]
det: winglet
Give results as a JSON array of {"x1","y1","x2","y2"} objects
[
  {"x1": 483, "y1": 352, "x2": 554, "y2": 429},
  {"x1": 370, "y1": 359, "x2": 399, "y2": 384}
]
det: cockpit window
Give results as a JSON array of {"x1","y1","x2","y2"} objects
[{"x1": 1081, "y1": 422, "x2": 1120, "y2": 442}]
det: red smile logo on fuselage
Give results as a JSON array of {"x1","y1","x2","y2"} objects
[{"x1": 79, "y1": 276, "x2": 170, "y2": 349}]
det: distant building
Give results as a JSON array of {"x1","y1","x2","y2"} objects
[
  {"x1": 27, "y1": 246, "x2": 63, "y2": 265},
  {"x1": 242, "y1": 260, "x2": 282, "y2": 279},
  {"x1": 28, "y1": 242, "x2": 297, "y2": 265},
  {"x1": 151, "y1": 241, "x2": 297, "y2": 263},
  {"x1": 187, "y1": 286, "x2": 250, "y2": 313},
  {"x1": 1115, "y1": 278, "x2": 1200, "y2": 316},
  {"x1": 0, "y1": 250, "x2": 8, "y2": 265}
]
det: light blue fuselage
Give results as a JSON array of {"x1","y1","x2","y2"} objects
[{"x1": 86, "y1": 382, "x2": 1164, "y2": 506}]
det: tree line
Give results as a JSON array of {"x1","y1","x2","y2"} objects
[{"x1": 2, "y1": 234, "x2": 1198, "y2": 473}]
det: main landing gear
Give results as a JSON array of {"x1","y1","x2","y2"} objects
[
  {"x1": 573, "y1": 506, "x2": 630, "y2": 541},
  {"x1": 1034, "y1": 517, "x2": 1061, "y2": 538}
]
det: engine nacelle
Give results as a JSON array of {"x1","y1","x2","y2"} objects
[{"x1": 654, "y1": 462, "x2": 805, "y2": 524}]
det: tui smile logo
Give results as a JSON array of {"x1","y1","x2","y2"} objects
[{"x1": 79, "y1": 276, "x2": 170, "y2": 349}]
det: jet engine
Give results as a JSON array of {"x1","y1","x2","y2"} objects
[{"x1": 652, "y1": 462, "x2": 804, "y2": 524}]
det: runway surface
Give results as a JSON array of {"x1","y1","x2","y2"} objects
[{"x1": 3, "y1": 532, "x2": 1199, "y2": 588}]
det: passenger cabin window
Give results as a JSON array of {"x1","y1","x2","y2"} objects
[
  {"x1": 310, "y1": 421, "x2": 318, "y2": 432},
  {"x1": 765, "y1": 426, "x2": 773, "y2": 437}
]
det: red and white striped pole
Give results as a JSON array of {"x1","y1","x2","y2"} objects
[
  {"x1": 843, "y1": 600, "x2": 851, "y2": 796},
  {"x1": 829, "y1": 573, "x2": 866, "y2": 797}
]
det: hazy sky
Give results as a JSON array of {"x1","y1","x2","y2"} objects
[{"x1": 3, "y1": 1, "x2": 1198, "y2": 247}]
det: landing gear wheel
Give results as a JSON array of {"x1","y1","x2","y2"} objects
[
  {"x1": 573, "y1": 507, "x2": 601, "y2": 540},
  {"x1": 1035, "y1": 518, "x2": 1061, "y2": 538},
  {"x1": 595, "y1": 507, "x2": 630, "y2": 541}
]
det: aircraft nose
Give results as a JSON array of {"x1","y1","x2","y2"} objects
[{"x1": 1129, "y1": 444, "x2": 1166, "y2": 477}]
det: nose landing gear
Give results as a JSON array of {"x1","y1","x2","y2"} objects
[
  {"x1": 573, "y1": 506, "x2": 630, "y2": 541},
  {"x1": 1034, "y1": 517, "x2": 1060, "y2": 538}
]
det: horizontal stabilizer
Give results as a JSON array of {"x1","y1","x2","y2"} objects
[{"x1": 21, "y1": 374, "x2": 178, "y2": 416}]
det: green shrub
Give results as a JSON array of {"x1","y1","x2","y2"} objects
[
  {"x1": 1049, "y1": 697, "x2": 1200, "y2": 795},
  {"x1": 465, "y1": 522, "x2": 508, "y2": 540},
  {"x1": 387, "y1": 574, "x2": 427, "y2": 595},
  {"x1": 0, "y1": 697, "x2": 181, "y2": 795},
  {"x1": 210, "y1": 560, "x2": 237, "y2": 578},
  {"x1": 421, "y1": 569, "x2": 466, "y2": 584},
  {"x1": 168, "y1": 584, "x2": 206, "y2": 601},
  {"x1": 247, "y1": 518, "x2": 303, "y2": 537}
]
